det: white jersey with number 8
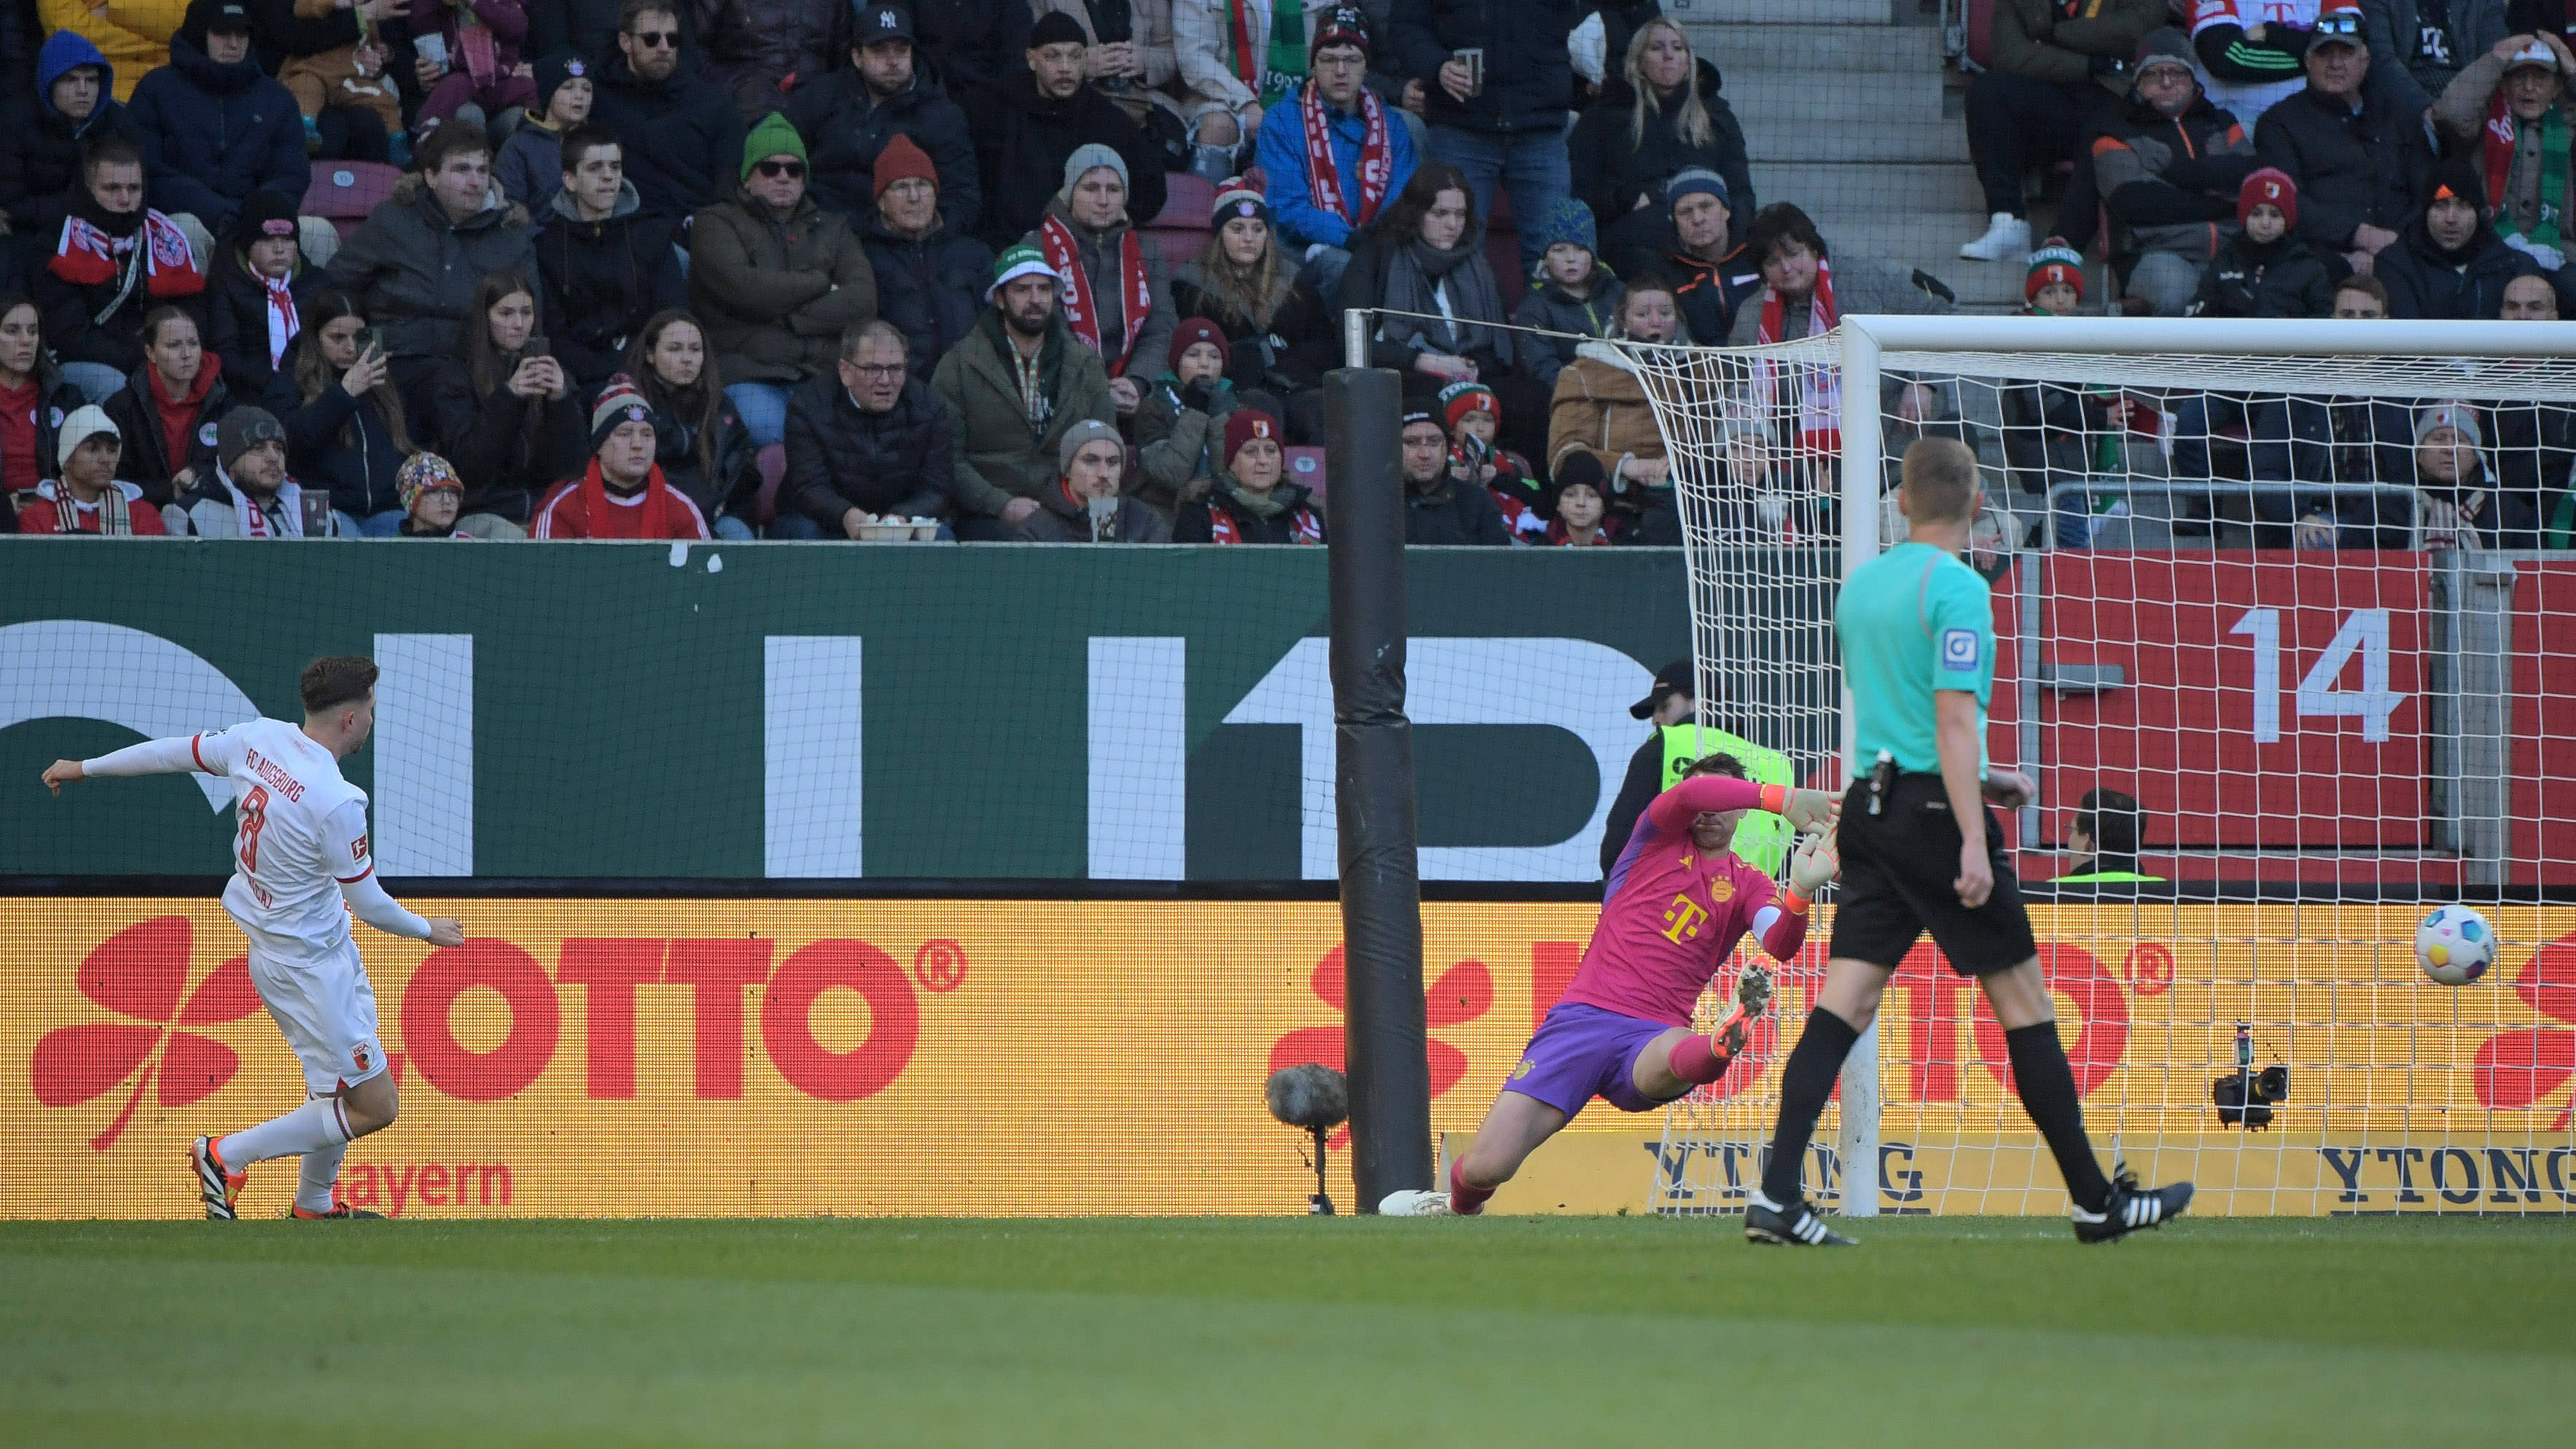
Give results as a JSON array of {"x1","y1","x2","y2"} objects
[{"x1": 191, "y1": 718, "x2": 374, "y2": 956}]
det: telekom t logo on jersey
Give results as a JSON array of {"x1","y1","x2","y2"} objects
[
  {"x1": 1659, "y1": 872, "x2": 1734, "y2": 944},
  {"x1": 29, "y1": 918, "x2": 262, "y2": 1151}
]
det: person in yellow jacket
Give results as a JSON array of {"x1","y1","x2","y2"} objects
[
  {"x1": 1598, "y1": 658, "x2": 1795, "y2": 880},
  {"x1": 42, "y1": 0, "x2": 191, "y2": 102}
]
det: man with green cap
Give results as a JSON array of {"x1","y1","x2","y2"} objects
[
  {"x1": 687, "y1": 110, "x2": 877, "y2": 448},
  {"x1": 932, "y1": 242, "x2": 1115, "y2": 540}
]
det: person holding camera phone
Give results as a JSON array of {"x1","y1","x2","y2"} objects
[
  {"x1": 270, "y1": 291, "x2": 427, "y2": 536},
  {"x1": 429, "y1": 268, "x2": 585, "y2": 532}
]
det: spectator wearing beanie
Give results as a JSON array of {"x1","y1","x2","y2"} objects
[
  {"x1": 1440, "y1": 377, "x2": 1544, "y2": 540},
  {"x1": 2023, "y1": 241, "x2": 2088, "y2": 315},
  {"x1": 207, "y1": 190, "x2": 325, "y2": 396},
  {"x1": 2002, "y1": 241, "x2": 2126, "y2": 543},
  {"x1": 1513, "y1": 197, "x2": 1627, "y2": 391},
  {"x1": 587, "y1": 1, "x2": 749, "y2": 227},
  {"x1": 532, "y1": 374, "x2": 712, "y2": 538},
  {"x1": 2254, "y1": 7, "x2": 2433, "y2": 273},
  {"x1": 1023, "y1": 143, "x2": 1175, "y2": 411},
  {"x1": 180, "y1": 404, "x2": 332, "y2": 535},
  {"x1": 1020, "y1": 415, "x2": 1174, "y2": 542},
  {"x1": 781, "y1": 317, "x2": 954, "y2": 539},
  {"x1": 128, "y1": 0, "x2": 313, "y2": 263},
  {"x1": 1254, "y1": 7, "x2": 1419, "y2": 300},
  {"x1": 536, "y1": 124, "x2": 687, "y2": 388},
  {"x1": 689, "y1": 110, "x2": 878, "y2": 448},
  {"x1": 269, "y1": 0, "x2": 407, "y2": 166},
  {"x1": 1398, "y1": 405, "x2": 1511, "y2": 544},
  {"x1": 1955, "y1": 0, "x2": 2163, "y2": 264},
  {"x1": 1168, "y1": 180, "x2": 1335, "y2": 424},
  {"x1": 859, "y1": 135, "x2": 994, "y2": 386},
  {"x1": 393, "y1": 451, "x2": 471, "y2": 538},
  {"x1": 494, "y1": 55, "x2": 598, "y2": 211},
  {"x1": 969, "y1": 8, "x2": 1170, "y2": 250},
  {"x1": 2378, "y1": 157, "x2": 2537, "y2": 319},
  {"x1": 1568, "y1": 15, "x2": 1755, "y2": 282},
  {"x1": 1177, "y1": 406, "x2": 1326, "y2": 542},
  {"x1": 1390, "y1": 0, "x2": 1580, "y2": 273},
  {"x1": 1660, "y1": 167, "x2": 1756, "y2": 348},
  {"x1": 3, "y1": 31, "x2": 140, "y2": 254},
  {"x1": 1136, "y1": 315, "x2": 1240, "y2": 515},
  {"x1": 935, "y1": 244, "x2": 1117, "y2": 536},
  {"x1": 2095, "y1": 28, "x2": 2257, "y2": 318},
  {"x1": 12, "y1": 405, "x2": 170, "y2": 534},
  {"x1": 1543, "y1": 448, "x2": 1615, "y2": 546},
  {"x1": 789, "y1": 1, "x2": 981, "y2": 234},
  {"x1": 2432, "y1": 32, "x2": 2576, "y2": 283},
  {"x1": 2187, "y1": 169, "x2": 2335, "y2": 318}
]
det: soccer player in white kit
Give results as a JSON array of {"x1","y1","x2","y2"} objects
[{"x1": 42, "y1": 656, "x2": 464, "y2": 1219}]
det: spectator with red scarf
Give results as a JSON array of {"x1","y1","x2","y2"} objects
[
  {"x1": 1176, "y1": 405, "x2": 1324, "y2": 542},
  {"x1": 1725, "y1": 206, "x2": 1952, "y2": 464},
  {"x1": 532, "y1": 372, "x2": 711, "y2": 538},
  {"x1": 1439, "y1": 378, "x2": 1542, "y2": 540},
  {"x1": 35, "y1": 137, "x2": 207, "y2": 405},
  {"x1": 1255, "y1": 5, "x2": 1416, "y2": 300},
  {"x1": 12, "y1": 405, "x2": 171, "y2": 534},
  {"x1": 1023, "y1": 143, "x2": 1173, "y2": 418}
]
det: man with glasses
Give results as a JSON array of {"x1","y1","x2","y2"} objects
[
  {"x1": 1254, "y1": 7, "x2": 1416, "y2": 302},
  {"x1": 588, "y1": 0, "x2": 747, "y2": 229},
  {"x1": 2094, "y1": 29, "x2": 2258, "y2": 316},
  {"x1": 778, "y1": 318, "x2": 955, "y2": 539}
]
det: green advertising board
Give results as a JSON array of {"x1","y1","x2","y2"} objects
[{"x1": 0, "y1": 542, "x2": 1784, "y2": 883}]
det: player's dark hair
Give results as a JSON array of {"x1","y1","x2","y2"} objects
[
  {"x1": 1682, "y1": 752, "x2": 1746, "y2": 781},
  {"x1": 300, "y1": 656, "x2": 379, "y2": 716},
  {"x1": 2075, "y1": 787, "x2": 2142, "y2": 856},
  {"x1": 1900, "y1": 436, "x2": 1980, "y2": 523}
]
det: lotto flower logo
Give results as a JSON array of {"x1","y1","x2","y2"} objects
[
  {"x1": 2473, "y1": 936, "x2": 2576, "y2": 1129},
  {"x1": 29, "y1": 917, "x2": 260, "y2": 1150}
]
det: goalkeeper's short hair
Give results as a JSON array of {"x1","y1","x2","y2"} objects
[
  {"x1": 2075, "y1": 787, "x2": 2143, "y2": 855},
  {"x1": 1683, "y1": 751, "x2": 1747, "y2": 781}
]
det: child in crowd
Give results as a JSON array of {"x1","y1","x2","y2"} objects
[
  {"x1": 1545, "y1": 450, "x2": 1616, "y2": 545},
  {"x1": 394, "y1": 452, "x2": 472, "y2": 538},
  {"x1": 493, "y1": 57, "x2": 595, "y2": 209},
  {"x1": 2023, "y1": 241, "x2": 2083, "y2": 316},
  {"x1": 1134, "y1": 317, "x2": 1238, "y2": 516},
  {"x1": 2188, "y1": 169, "x2": 2333, "y2": 319},
  {"x1": 1511, "y1": 199, "x2": 1626, "y2": 391},
  {"x1": 1442, "y1": 379, "x2": 1546, "y2": 540},
  {"x1": 208, "y1": 190, "x2": 324, "y2": 397},
  {"x1": 278, "y1": 0, "x2": 407, "y2": 160}
]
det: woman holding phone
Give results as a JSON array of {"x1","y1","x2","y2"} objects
[
  {"x1": 431, "y1": 269, "x2": 584, "y2": 534},
  {"x1": 270, "y1": 291, "x2": 423, "y2": 536}
]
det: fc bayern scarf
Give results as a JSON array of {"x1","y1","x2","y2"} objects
[
  {"x1": 1753, "y1": 254, "x2": 1841, "y2": 458},
  {"x1": 214, "y1": 467, "x2": 307, "y2": 538},
  {"x1": 1300, "y1": 78, "x2": 1392, "y2": 229},
  {"x1": 49, "y1": 209, "x2": 206, "y2": 302},
  {"x1": 2483, "y1": 95, "x2": 2567, "y2": 252},
  {"x1": 1039, "y1": 214, "x2": 1154, "y2": 378}
]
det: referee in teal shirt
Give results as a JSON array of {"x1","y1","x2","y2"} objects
[{"x1": 1743, "y1": 437, "x2": 2193, "y2": 1248}]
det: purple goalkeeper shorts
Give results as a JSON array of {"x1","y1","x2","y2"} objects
[{"x1": 1499, "y1": 1001, "x2": 1685, "y2": 1120}]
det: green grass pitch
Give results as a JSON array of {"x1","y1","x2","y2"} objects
[{"x1": 3, "y1": 1215, "x2": 2564, "y2": 1446}]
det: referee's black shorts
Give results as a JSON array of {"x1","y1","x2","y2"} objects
[{"x1": 1830, "y1": 773, "x2": 2037, "y2": 976}]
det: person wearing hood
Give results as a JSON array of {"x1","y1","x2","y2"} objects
[
  {"x1": 2187, "y1": 168, "x2": 2335, "y2": 317},
  {"x1": 2094, "y1": 28, "x2": 2258, "y2": 318},
  {"x1": 858, "y1": 135, "x2": 992, "y2": 386},
  {"x1": 2378, "y1": 157, "x2": 2537, "y2": 319},
  {"x1": 534, "y1": 125, "x2": 684, "y2": 387},
  {"x1": 1017, "y1": 416, "x2": 1172, "y2": 543},
  {"x1": 179, "y1": 404, "x2": 340, "y2": 534},
  {"x1": 1511, "y1": 198, "x2": 1628, "y2": 392},
  {"x1": 493, "y1": 55, "x2": 596, "y2": 210},
  {"x1": 1567, "y1": 17, "x2": 1752, "y2": 281},
  {"x1": 932, "y1": 245, "x2": 1116, "y2": 537},
  {"x1": 1550, "y1": 276, "x2": 1679, "y2": 542},
  {"x1": 585, "y1": 1, "x2": 749, "y2": 227},
  {"x1": 1133, "y1": 316, "x2": 1239, "y2": 515},
  {"x1": 532, "y1": 372, "x2": 711, "y2": 537},
  {"x1": 11, "y1": 404, "x2": 171, "y2": 534},
  {"x1": 687, "y1": 111, "x2": 876, "y2": 447},
  {"x1": 786, "y1": 1, "x2": 980, "y2": 234},
  {"x1": 128, "y1": 0, "x2": 311, "y2": 255},
  {"x1": 1020, "y1": 143, "x2": 1174, "y2": 415},
  {"x1": 324, "y1": 120, "x2": 542, "y2": 390},
  {"x1": 1, "y1": 31, "x2": 138, "y2": 259},
  {"x1": 2432, "y1": 32, "x2": 2576, "y2": 286},
  {"x1": 100, "y1": 304, "x2": 230, "y2": 507},
  {"x1": 1177, "y1": 407, "x2": 1325, "y2": 543},
  {"x1": 968, "y1": 11, "x2": 1168, "y2": 251},
  {"x1": 35, "y1": 0, "x2": 187, "y2": 105},
  {"x1": 207, "y1": 190, "x2": 326, "y2": 394},
  {"x1": 35, "y1": 137, "x2": 209, "y2": 400}
]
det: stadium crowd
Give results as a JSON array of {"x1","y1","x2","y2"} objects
[{"x1": 0, "y1": 0, "x2": 2567, "y2": 549}]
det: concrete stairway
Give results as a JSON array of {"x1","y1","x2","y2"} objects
[{"x1": 1673, "y1": 0, "x2": 2029, "y2": 312}]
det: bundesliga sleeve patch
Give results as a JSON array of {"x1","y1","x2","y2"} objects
[
  {"x1": 350, "y1": 832, "x2": 369, "y2": 864},
  {"x1": 1941, "y1": 628, "x2": 1981, "y2": 670}
]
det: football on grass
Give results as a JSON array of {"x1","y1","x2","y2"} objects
[{"x1": 2415, "y1": 905, "x2": 2496, "y2": 986}]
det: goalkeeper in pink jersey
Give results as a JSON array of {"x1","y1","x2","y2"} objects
[{"x1": 1381, "y1": 754, "x2": 1841, "y2": 1216}]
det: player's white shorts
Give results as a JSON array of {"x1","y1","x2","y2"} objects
[{"x1": 241, "y1": 929, "x2": 389, "y2": 1096}]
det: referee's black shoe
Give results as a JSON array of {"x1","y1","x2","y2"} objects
[
  {"x1": 1744, "y1": 1190, "x2": 1857, "y2": 1247},
  {"x1": 2071, "y1": 1166, "x2": 2194, "y2": 1243}
]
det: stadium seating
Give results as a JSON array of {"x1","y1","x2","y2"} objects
[{"x1": 303, "y1": 161, "x2": 405, "y2": 241}]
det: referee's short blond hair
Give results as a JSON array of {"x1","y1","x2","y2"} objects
[{"x1": 1900, "y1": 437, "x2": 1980, "y2": 523}]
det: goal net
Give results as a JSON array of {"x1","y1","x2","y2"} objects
[{"x1": 1625, "y1": 317, "x2": 2576, "y2": 1218}]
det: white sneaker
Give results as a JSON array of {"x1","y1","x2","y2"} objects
[
  {"x1": 1378, "y1": 1189, "x2": 1455, "y2": 1216},
  {"x1": 1958, "y1": 212, "x2": 2031, "y2": 262}
]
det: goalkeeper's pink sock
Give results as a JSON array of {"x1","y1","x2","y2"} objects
[
  {"x1": 219, "y1": 1097, "x2": 348, "y2": 1167},
  {"x1": 1668, "y1": 1031, "x2": 1729, "y2": 1085},
  {"x1": 1448, "y1": 1158, "x2": 1494, "y2": 1216}
]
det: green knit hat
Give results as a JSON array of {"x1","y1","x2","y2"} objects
[{"x1": 742, "y1": 112, "x2": 808, "y2": 181}]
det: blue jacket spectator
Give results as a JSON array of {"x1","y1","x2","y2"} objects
[
  {"x1": 127, "y1": 0, "x2": 311, "y2": 241},
  {"x1": 1389, "y1": 0, "x2": 1579, "y2": 269},
  {"x1": 1, "y1": 32, "x2": 136, "y2": 253},
  {"x1": 1255, "y1": 7, "x2": 1416, "y2": 295}
]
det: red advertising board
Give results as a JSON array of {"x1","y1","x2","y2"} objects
[
  {"x1": 2034, "y1": 554, "x2": 2428, "y2": 849},
  {"x1": 2511, "y1": 561, "x2": 2576, "y2": 885}
]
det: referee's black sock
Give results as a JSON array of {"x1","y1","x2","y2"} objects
[
  {"x1": 2005, "y1": 1022, "x2": 2115, "y2": 1214},
  {"x1": 1759, "y1": 1007, "x2": 1860, "y2": 1205}
]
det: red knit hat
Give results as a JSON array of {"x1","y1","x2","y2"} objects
[
  {"x1": 1222, "y1": 407, "x2": 1280, "y2": 466},
  {"x1": 873, "y1": 134, "x2": 937, "y2": 197},
  {"x1": 1168, "y1": 316, "x2": 1227, "y2": 373},
  {"x1": 2239, "y1": 167, "x2": 2297, "y2": 230},
  {"x1": 1439, "y1": 379, "x2": 1496, "y2": 432}
]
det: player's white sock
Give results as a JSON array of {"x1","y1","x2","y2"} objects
[
  {"x1": 219, "y1": 1097, "x2": 348, "y2": 1167},
  {"x1": 297, "y1": 1137, "x2": 348, "y2": 1214}
]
